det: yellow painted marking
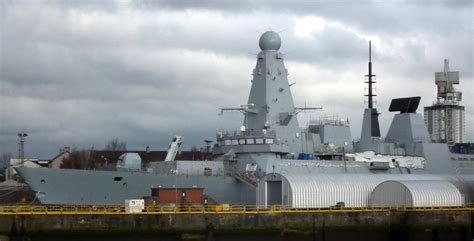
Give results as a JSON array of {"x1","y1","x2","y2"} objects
[{"x1": 0, "y1": 205, "x2": 472, "y2": 215}]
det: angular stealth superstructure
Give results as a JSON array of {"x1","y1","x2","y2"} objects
[
  {"x1": 246, "y1": 31, "x2": 302, "y2": 153},
  {"x1": 214, "y1": 31, "x2": 322, "y2": 172}
]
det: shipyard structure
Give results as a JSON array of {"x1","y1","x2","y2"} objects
[{"x1": 424, "y1": 59, "x2": 465, "y2": 144}]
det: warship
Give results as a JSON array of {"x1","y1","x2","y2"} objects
[{"x1": 16, "y1": 31, "x2": 474, "y2": 207}]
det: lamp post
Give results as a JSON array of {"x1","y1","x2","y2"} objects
[
  {"x1": 18, "y1": 133, "x2": 28, "y2": 167},
  {"x1": 174, "y1": 169, "x2": 178, "y2": 207}
]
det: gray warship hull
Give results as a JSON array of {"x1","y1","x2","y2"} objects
[
  {"x1": 16, "y1": 167, "x2": 255, "y2": 205},
  {"x1": 15, "y1": 148, "x2": 474, "y2": 205}
]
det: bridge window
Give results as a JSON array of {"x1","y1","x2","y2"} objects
[
  {"x1": 265, "y1": 139, "x2": 274, "y2": 144},
  {"x1": 114, "y1": 177, "x2": 123, "y2": 181}
]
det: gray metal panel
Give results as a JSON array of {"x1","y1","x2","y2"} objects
[
  {"x1": 311, "y1": 124, "x2": 352, "y2": 147},
  {"x1": 385, "y1": 113, "x2": 431, "y2": 151},
  {"x1": 421, "y1": 143, "x2": 456, "y2": 174},
  {"x1": 267, "y1": 181, "x2": 282, "y2": 205}
]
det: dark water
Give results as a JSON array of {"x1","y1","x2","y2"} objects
[{"x1": 6, "y1": 228, "x2": 471, "y2": 241}]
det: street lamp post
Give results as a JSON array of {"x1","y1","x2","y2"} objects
[{"x1": 18, "y1": 133, "x2": 28, "y2": 167}]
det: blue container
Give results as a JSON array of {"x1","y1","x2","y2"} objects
[{"x1": 298, "y1": 153, "x2": 312, "y2": 160}]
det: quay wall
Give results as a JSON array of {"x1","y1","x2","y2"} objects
[{"x1": 0, "y1": 211, "x2": 472, "y2": 241}]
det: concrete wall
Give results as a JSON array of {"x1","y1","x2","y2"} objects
[{"x1": 0, "y1": 211, "x2": 471, "y2": 241}]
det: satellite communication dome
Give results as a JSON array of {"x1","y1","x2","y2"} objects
[{"x1": 259, "y1": 31, "x2": 281, "y2": 51}]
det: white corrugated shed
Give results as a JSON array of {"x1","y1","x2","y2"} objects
[
  {"x1": 256, "y1": 173, "x2": 474, "y2": 208},
  {"x1": 369, "y1": 180, "x2": 463, "y2": 207},
  {"x1": 282, "y1": 174, "x2": 385, "y2": 208}
]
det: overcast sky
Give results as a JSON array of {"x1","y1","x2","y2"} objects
[{"x1": 0, "y1": 0, "x2": 473, "y2": 159}]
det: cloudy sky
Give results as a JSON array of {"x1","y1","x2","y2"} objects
[{"x1": 0, "y1": 0, "x2": 473, "y2": 159}]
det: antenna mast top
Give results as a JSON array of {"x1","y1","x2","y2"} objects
[{"x1": 369, "y1": 41, "x2": 371, "y2": 62}]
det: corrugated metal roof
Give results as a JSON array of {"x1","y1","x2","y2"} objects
[
  {"x1": 282, "y1": 174, "x2": 385, "y2": 208},
  {"x1": 370, "y1": 180, "x2": 463, "y2": 207},
  {"x1": 257, "y1": 173, "x2": 474, "y2": 208}
]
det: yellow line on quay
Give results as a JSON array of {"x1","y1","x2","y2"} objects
[{"x1": 0, "y1": 205, "x2": 472, "y2": 215}]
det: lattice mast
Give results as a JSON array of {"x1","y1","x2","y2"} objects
[{"x1": 365, "y1": 41, "x2": 376, "y2": 109}]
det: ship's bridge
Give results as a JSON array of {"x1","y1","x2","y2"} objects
[{"x1": 213, "y1": 130, "x2": 290, "y2": 155}]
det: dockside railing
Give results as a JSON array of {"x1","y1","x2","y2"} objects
[{"x1": 0, "y1": 204, "x2": 473, "y2": 215}]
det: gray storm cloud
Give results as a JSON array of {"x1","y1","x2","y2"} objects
[{"x1": 0, "y1": 0, "x2": 472, "y2": 159}]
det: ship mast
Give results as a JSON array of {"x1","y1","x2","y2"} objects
[
  {"x1": 358, "y1": 40, "x2": 381, "y2": 140},
  {"x1": 365, "y1": 41, "x2": 376, "y2": 109}
]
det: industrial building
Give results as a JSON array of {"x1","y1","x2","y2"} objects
[{"x1": 424, "y1": 59, "x2": 465, "y2": 144}]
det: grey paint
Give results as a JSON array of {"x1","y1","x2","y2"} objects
[
  {"x1": 308, "y1": 123, "x2": 352, "y2": 150},
  {"x1": 245, "y1": 31, "x2": 302, "y2": 154},
  {"x1": 150, "y1": 161, "x2": 225, "y2": 176},
  {"x1": 16, "y1": 166, "x2": 255, "y2": 205},
  {"x1": 267, "y1": 181, "x2": 282, "y2": 205},
  {"x1": 385, "y1": 113, "x2": 431, "y2": 152}
]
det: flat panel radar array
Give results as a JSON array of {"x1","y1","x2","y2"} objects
[{"x1": 389, "y1": 97, "x2": 421, "y2": 113}]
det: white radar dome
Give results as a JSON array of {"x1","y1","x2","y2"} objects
[{"x1": 259, "y1": 31, "x2": 281, "y2": 51}]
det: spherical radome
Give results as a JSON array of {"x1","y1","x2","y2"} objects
[{"x1": 259, "y1": 31, "x2": 281, "y2": 51}]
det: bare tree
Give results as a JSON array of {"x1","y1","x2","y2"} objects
[
  {"x1": 104, "y1": 138, "x2": 127, "y2": 151},
  {"x1": 190, "y1": 145, "x2": 199, "y2": 161},
  {"x1": 60, "y1": 149, "x2": 90, "y2": 169}
]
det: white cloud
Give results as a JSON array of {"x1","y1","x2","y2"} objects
[{"x1": 294, "y1": 16, "x2": 327, "y2": 38}]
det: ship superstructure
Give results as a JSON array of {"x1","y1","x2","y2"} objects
[
  {"x1": 214, "y1": 31, "x2": 322, "y2": 173},
  {"x1": 15, "y1": 32, "x2": 474, "y2": 208}
]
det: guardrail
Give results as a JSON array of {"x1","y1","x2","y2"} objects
[{"x1": 0, "y1": 204, "x2": 473, "y2": 215}]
